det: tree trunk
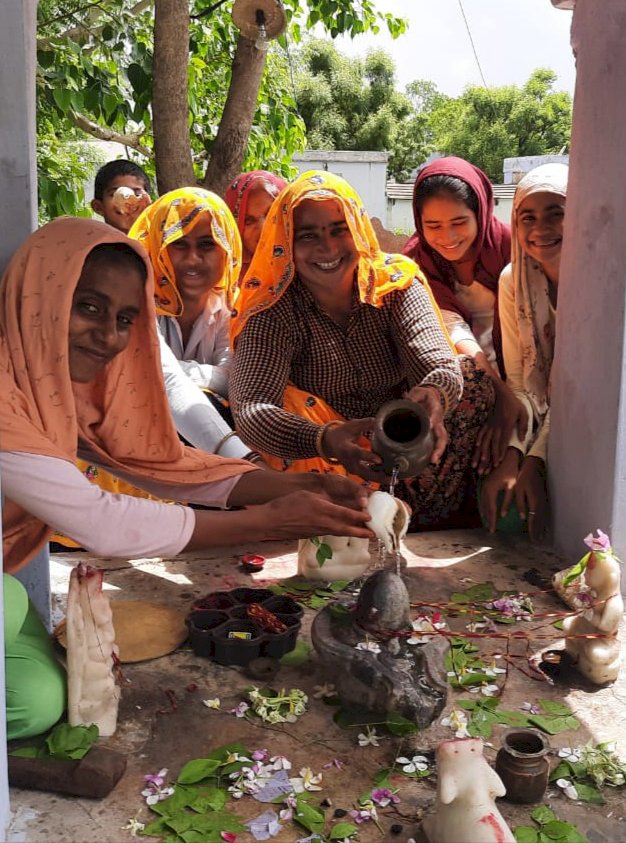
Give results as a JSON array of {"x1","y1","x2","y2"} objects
[
  {"x1": 153, "y1": 0, "x2": 195, "y2": 193},
  {"x1": 202, "y1": 35, "x2": 266, "y2": 196}
]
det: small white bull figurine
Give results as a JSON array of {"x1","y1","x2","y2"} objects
[{"x1": 423, "y1": 738, "x2": 515, "y2": 843}]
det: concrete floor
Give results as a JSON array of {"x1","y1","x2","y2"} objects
[{"x1": 6, "y1": 530, "x2": 626, "y2": 843}]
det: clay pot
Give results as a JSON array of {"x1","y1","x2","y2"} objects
[
  {"x1": 371, "y1": 399, "x2": 433, "y2": 478},
  {"x1": 496, "y1": 728, "x2": 550, "y2": 804}
]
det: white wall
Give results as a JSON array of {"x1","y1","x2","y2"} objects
[
  {"x1": 550, "y1": 0, "x2": 626, "y2": 573},
  {"x1": 293, "y1": 151, "x2": 388, "y2": 221}
]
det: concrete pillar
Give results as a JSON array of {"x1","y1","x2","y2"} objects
[
  {"x1": 0, "y1": 0, "x2": 38, "y2": 268},
  {"x1": 550, "y1": 0, "x2": 626, "y2": 571},
  {"x1": 0, "y1": 0, "x2": 39, "y2": 831}
]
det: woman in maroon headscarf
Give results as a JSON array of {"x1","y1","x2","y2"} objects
[
  {"x1": 225, "y1": 170, "x2": 287, "y2": 278},
  {"x1": 403, "y1": 156, "x2": 525, "y2": 472}
]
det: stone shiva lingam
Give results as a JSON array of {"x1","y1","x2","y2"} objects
[
  {"x1": 311, "y1": 569, "x2": 448, "y2": 728},
  {"x1": 558, "y1": 530, "x2": 624, "y2": 684}
]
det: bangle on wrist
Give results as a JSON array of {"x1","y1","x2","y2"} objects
[
  {"x1": 244, "y1": 451, "x2": 264, "y2": 465},
  {"x1": 215, "y1": 430, "x2": 238, "y2": 455},
  {"x1": 315, "y1": 421, "x2": 342, "y2": 464}
]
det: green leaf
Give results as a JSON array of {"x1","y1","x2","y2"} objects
[
  {"x1": 45, "y1": 723, "x2": 99, "y2": 760},
  {"x1": 514, "y1": 827, "x2": 539, "y2": 843},
  {"x1": 531, "y1": 805, "x2": 557, "y2": 825},
  {"x1": 189, "y1": 786, "x2": 226, "y2": 812},
  {"x1": 280, "y1": 641, "x2": 312, "y2": 666},
  {"x1": 528, "y1": 714, "x2": 580, "y2": 735},
  {"x1": 570, "y1": 782, "x2": 604, "y2": 804},
  {"x1": 9, "y1": 746, "x2": 43, "y2": 758},
  {"x1": 294, "y1": 795, "x2": 325, "y2": 834},
  {"x1": 386, "y1": 712, "x2": 418, "y2": 736},
  {"x1": 450, "y1": 582, "x2": 496, "y2": 603},
  {"x1": 538, "y1": 700, "x2": 573, "y2": 716},
  {"x1": 177, "y1": 758, "x2": 222, "y2": 785},
  {"x1": 316, "y1": 542, "x2": 333, "y2": 567},
  {"x1": 141, "y1": 816, "x2": 172, "y2": 835},
  {"x1": 330, "y1": 821, "x2": 358, "y2": 838},
  {"x1": 52, "y1": 86, "x2": 72, "y2": 113},
  {"x1": 542, "y1": 820, "x2": 579, "y2": 839},
  {"x1": 151, "y1": 785, "x2": 198, "y2": 817}
]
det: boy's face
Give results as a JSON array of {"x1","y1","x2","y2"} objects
[{"x1": 91, "y1": 175, "x2": 151, "y2": 234}]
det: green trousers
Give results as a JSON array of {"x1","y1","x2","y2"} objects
[{"x1": 4, "y1": 574, "x2": 66, "y2": 740}]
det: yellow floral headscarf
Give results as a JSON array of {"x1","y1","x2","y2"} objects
[
  {"x1": 230, "y1": 170, "x2": 431, "y2": 344},
  {"x1": 129, "y1": 186, "x2": 242, "y2": 317}
]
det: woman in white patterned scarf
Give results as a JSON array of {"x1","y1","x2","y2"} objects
[{"x1": 480, "y1": 163, "x2": 568, "y2": 541}]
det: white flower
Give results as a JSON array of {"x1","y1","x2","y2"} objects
[
  {"x1": 556, "y1": 778, "x2": 579, "y2": 800},
  {"x1": 481, "y1": 683, "x2": 501, "y2": 697},
  {"x1": 121, "y1": 818, "x2": 145, "y2": 836},
  {"x1": 558, "y1": 747, "x2": 582, "y2": 763},
  {"x1": 440, "y1": 709, "x2": 470, "y2": 738},
  {"x1": 289, "y1": 767, "x2": 323, "y2": 792},
  {"x1": 313, "y1": 682, "x2": 336, "y2": 699},
  {"x1": 356, "y1": 641, "x2": 381, "y2": 654},
  {"x1": 202, "y1": 698, "x2": 221, "y2": 709},
  {"x1": 485, "y1": 662, "x2": 507, "y2": 677},
  {"x1": 357, "y1": 727, "x2": 381, "y2": 747},
  {"x1": 269, "y1": 754, "x2": 292, "y2": 771},
  {"x1": 397, "y1": 755, "x2": 429, "y2": 774}
]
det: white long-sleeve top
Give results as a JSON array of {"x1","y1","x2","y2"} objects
[
  {"x1": 1, "y1": 451, "x2": 243, "y2": 559},
  {"x1": 158, "y1": 292, "x2": 231, "y2": 398},
  {"x1": 158, "y1": 333, "x2": 245, "y2": 459},
  {"x1": 498, "y1": 267, "x2": 550, "y2": 460},
  {"x1": 441, "y1": 280, "x2": 497, "y2": 365}
]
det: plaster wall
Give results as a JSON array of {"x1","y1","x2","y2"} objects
[
  {"x1": 293, "y1": 151, "x2": 388, "y2": 220},
  {"x1": 0, "y1": 1, "x2": 39, "y2": 830},
  {"x1": 0, "y1": 0, "x2": 38, "y2": 271},
  {"x1": 550, "y1": 0, "x2": 626, "y2": 571}
]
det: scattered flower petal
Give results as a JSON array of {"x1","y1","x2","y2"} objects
[
  {"x1": 121, "y1": 818, "x2": 145, "y2": 837},
  {"x1": 356, "y1": 641, "x2": 381, "y2": 654},
  {"x1": 584, "y1": 530, "x2": 611, "y2": 552},
  {"x1": 230, "y1": 701, "x2": 250, "y2": 718},
  {"x1": 371, "y1": 787, "x2": 400, "y2": 807},
  {"x1": 440, "y1": 709, "x2": 470, "y2": 738},
  {"x1": 322, "y1": 757, "x2": 345, "y2": 770},
  {"x1": 556, "y1": 778, "x2": 578, "y2": 800},
  {"x1": 521, "y1": 702, "x2": 541, "y2": 714},
  {"x1": 397, "y1": 755, "x2": 429, "y2": 774},
  {"x1": 312, "y1": 682, "x2": 336, "y2": 699},
  {"x1": 357, "y1": 727, "x2": 381, "y2": 747},
  {"x1": 203, "y1": 698, "x2": 221, "y2": 709}
]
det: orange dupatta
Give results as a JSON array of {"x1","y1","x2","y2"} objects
[{"x1": 0, "y1": 217, "x2": 255, "y2": 572}]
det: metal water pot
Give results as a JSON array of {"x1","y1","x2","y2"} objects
[{"x1": 371, "y1": 399, "x2": 433, "y2": 478}]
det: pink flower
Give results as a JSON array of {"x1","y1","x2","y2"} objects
[
  {"x1": 584, "y1": 529, "x2": 611, "y2": 552},
  {"x1": 221, "y1": 834, "x2": 237, "y2": 843},
  {"x1": 371, "y1": 787, "x2": 400, "y2": 807},
  {"x1": 229, "y1": 701, "x2": 250, "y2": 718},
  {"x1": 323, "y1": 758, "x2": 345, "y2": 770},
  {"x1": 252, "y1": 749, "x2": 269, "y2": 762}
]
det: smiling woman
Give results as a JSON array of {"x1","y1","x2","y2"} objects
[
  {"x1": 130, "y1": 187, "x2": 241, "y2": 403},
  {"x1": 480, "y1": 163, "x2": 568, "y2": 541},
  {"x1": 68, "y1": 244, "x2": 146, "y2": 383},
  {"x1": 230, "y1": 170, "x2": 495, "y2": 531},
  {"x1": 0, "y1": 216, "x2": 373, "y2": 739}
]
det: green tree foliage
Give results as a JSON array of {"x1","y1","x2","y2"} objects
[
  {"x1": 295, "y1": 40, "x2": 429, "y2": 181},
  {"x1": 428, "y1": 69, "x2": 572, "y2": 181},
  {"x1": 36, "y1": 0, "x2": 406, "y2": 219}
]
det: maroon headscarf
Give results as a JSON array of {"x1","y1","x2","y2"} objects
[
  {"x1": 225, "y1": 170, "x2": 287, "y2": 276},
  {"x1": 403, "y1": 157, "x2": 511, "y2": 376}
]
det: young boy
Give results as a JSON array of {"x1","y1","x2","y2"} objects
[{"x1": 91, "y1": 159, "x2": 152, "y2": 234}]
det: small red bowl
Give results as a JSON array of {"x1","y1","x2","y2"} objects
[{"x1": 240, "y1": 554, "x2": 265, "y2": 573}]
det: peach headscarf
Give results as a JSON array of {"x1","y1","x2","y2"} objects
[
  {"x1": 230, "y1": 170, "x2": 439, "y2": 344},
  {"x1": 129, "y1": 187, "x2": 242, "y2": 316},
  {"x1": 0, "y1": 217, "x2": 255, "y2": 572}
]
